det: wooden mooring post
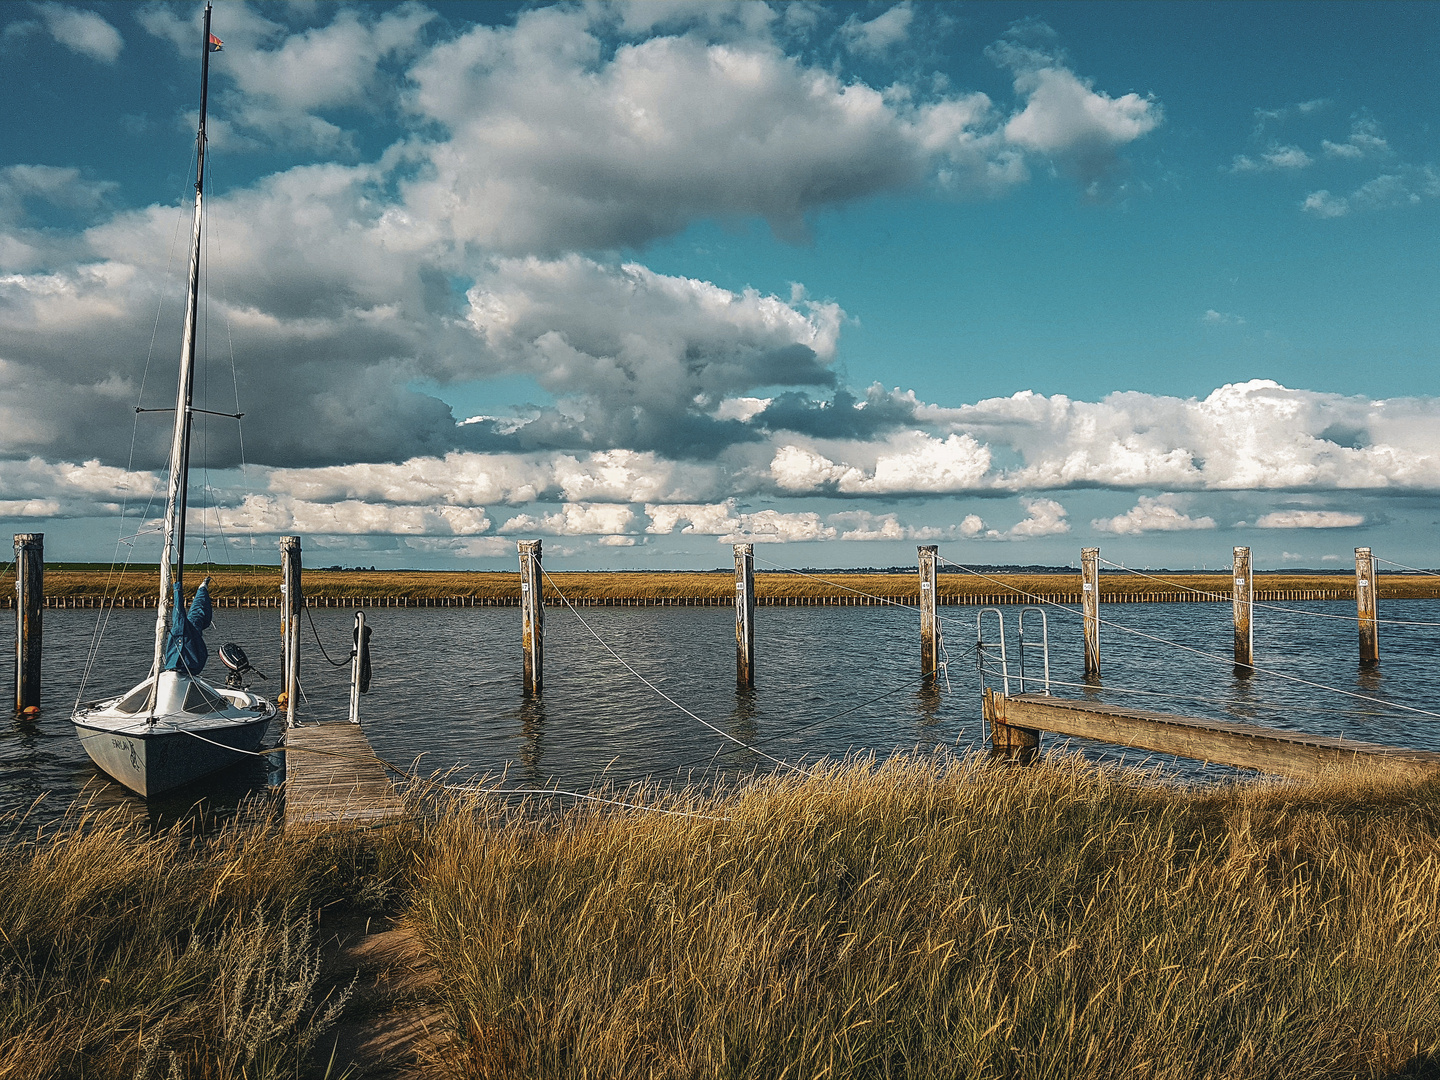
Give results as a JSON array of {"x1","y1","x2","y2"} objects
[
  {"x1": 734, "y1": 543, "x2": 755, "y2": 688},
  {"x1": 1356, "y1": 547, "x2": 1379, "y2": 666},
  {"x1": 1232, "y1": 546, "x2": 1253, "y2": 672},
  {"x1": 519, "y1": 539, "x2": 543, "y2": 696},
  {"x1": 918, "y1": 545, "x2": 938, "y2": 683},
  {"x1": 1081, "y1": 547, "x2": 1100, "y2": 676},
  {"x1": 279, "y1": 536, "x2": 301, "y2": 727},
  {"x1": 14, "y1": 533, "x2": 42, "y2": 714}
]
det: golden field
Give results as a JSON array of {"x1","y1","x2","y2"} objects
[{"x1": 12, "y1": 567, "x2": 1440, "y2": 604}]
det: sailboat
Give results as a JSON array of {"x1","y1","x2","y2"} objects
[{"x1": 72, "y1": 3, "x2": 277, "y2": 798}]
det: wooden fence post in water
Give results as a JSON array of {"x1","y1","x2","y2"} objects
[
  {"x1": 280, "y1": 535, "x2": 301, "y2": 727},
  {"x1": 1356, "y1": 546, "x2": 1379, "y2": 666},
  {"x1": 14, "y1": 533, "x2": 42, "y2": 714},
  {"x1": 1081, "y1": 547, "x2": 1100, "y2": 676},
  {"x1": 1232, "y1": 546, "x2": 1253, "y2": 672},
  {"x1": 734, "y1": 543, "x2": 755, "y2": 688},
  {"x1": 519, "y1": 539, "x2": 543, "y2": 696},
  {"x1": 918, "y1": 545, "x2": 939, "y2": 683}
]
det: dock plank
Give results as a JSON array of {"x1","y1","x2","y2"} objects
[
  {"x1": 285, "y1": 722, "x2": 407, "y2": 829},
  {"x1": 988, "y1": 691, "x2": 1440, "y2": 783}
]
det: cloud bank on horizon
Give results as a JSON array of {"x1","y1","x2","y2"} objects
[{"x1": 2, "y1": 1, "x2": 1437, "y2": 568}]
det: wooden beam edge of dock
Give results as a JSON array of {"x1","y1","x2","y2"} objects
[{"x1": 985, "y1": 689, "x2": 1440, "y2": 784}]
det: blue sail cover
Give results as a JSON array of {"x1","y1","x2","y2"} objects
[{"x1": 162, "y1": 581, "x2": 213, "y2": 674}]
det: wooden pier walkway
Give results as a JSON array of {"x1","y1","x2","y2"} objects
[
  {"x1": 985, "y1": 690, "x2": 1440, "y2": 782},
  {"x1": 284, "y1": 722, "x2": 408, "y2": 830}
]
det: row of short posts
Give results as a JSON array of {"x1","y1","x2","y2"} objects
[{"x1": 1079, "y1": 544, "x2": 1382, "y2": 677}]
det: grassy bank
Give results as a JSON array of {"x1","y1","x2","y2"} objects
[
  {"x1": 9, "y1": 567, "x2": 1440, "y2": 604},
  {"x1": 0, "y1": 803, "x2": 414, "y2": 1079},
  {"x1": 413, "y1": 757, "x2": 1440, "y2": 1079},
  {"x1": 6, "y1": 758, "x2": 1439, "y2": 1078}
]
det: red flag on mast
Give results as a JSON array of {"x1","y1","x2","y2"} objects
[{"x1": 208, "y1": 33, "x2": 223, "y2": 52}]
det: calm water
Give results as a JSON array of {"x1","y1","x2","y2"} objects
[{"x1": 5, "y1": 597, "x2": 1440, "y2": 825}]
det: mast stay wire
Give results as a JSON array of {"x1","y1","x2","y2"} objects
[
  {"x1": 937, "y1": 554, "x2": 1440, "y2": 721},
  {"x1": 539, "y1": 565, "x2": 810, "y2": 775},
  {"x1": 1097, "y1": 557, "x2": 1440, "y2": 629},
  {"x1": 78, "y1": 143, "x2": 198, "y2": 707}
]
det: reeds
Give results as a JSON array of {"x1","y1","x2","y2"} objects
[
  {"x1": 0, "y1": 799, "x2": 413, "y2": 1078},
  {"x1": 410, "y1": 756, "x2": 1440, "y2": 1079},
  {"x1": 6, "y1": 758, "x2": 1439, "y2": 1078},
  {"x1": 22, "y1": 568, "x2": 1440, "y2": 604}
]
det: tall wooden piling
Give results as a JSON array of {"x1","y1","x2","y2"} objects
[
  {"x1": 279, "y1": 535, "x2": 301, "y2": 726},
  {"x1": 1356, "y1": 547, "x2": 1378, "y2": 666},
  {"x1": 1081, "y1": 547, "x2": 1100, "y2": 676},
  {"x1": 519, "y1": 539, "x2": 543, "y2": 696},
  {"x1": 734, "y1": 543, "x2": 755, "y2": 688},
  {"x1": 1232, "y1": 546, "x2": 1253, "y2": 671},
  {"x1": 918, "y1": 545, "x2": 939, "y2": 682},
  {"x1": 14, "y1": 533, "x2": 43, "y2": 713}
]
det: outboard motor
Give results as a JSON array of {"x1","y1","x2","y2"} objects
[{"x1": 218, "y1": 642, "x2": 266, "y2": 689}]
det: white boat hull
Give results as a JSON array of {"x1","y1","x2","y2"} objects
[{"x1": 73, "y1": 671, "x2": 277, "y2": 797}]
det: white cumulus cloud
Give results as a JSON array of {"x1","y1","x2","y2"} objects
[
  {"x1": 644, "y1": 501, "x2": 835, "y2": 543},
  {"x1": 498, "y1": 503, "x2": 637, "y2": 536},
  {"x1": 1254, "y1": 510, "x2": 1365, "y2": 529},
  {"x1": 1092, "y1": 495, "x2": 1216, "y2": 535},
  {"x1": 34, "y1": 3, "x2": 122, "y2": 63}
]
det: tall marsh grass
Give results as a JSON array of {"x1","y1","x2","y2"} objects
[
  {"x1": 412, "y1": 755, "x2": 1440, "y2": 1079},
  {"x1": 0, "y1": 801, "x2": 413, "y2": 1078},
  {"x1": 6, "y1": 757, "x2": 1439, "y2": 1078}
]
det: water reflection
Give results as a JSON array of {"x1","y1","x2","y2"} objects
[
  {"x1": 8, "y1": 599, "x2": 1440, "y2": 826},
  {"x1": 515, "y1": 695, "x2": 547, "y2": 783}
]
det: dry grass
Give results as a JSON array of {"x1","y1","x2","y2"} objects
[
  {"x1": 0, "y1": 800, "x2": 414, "y2": 1079},
  {"x1": 410, "y1": 756, "x2": 1440, "y2": 1080},
  {"x1": 16, "y1": 567, "x2": 1440, "y2": 603},
  {"x1": 6, "y1": 758, "x2": 1440, "y2": 1078}
]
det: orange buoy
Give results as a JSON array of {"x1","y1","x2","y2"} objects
[{"x1": 21, "y1": 705, "x2": 40, "y2": 716}]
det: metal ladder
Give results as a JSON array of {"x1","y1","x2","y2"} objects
[{"x1": 975, "y1": 606, "x2": 1050, "y2": 696}]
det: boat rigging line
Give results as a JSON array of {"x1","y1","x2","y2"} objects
[
  {"x1": 937, "y1": 554, "x2": 1440, "y2": 720},
  {"x1": 1096, "y1": 557, "x2": 1440, "y2": 628},
  {"x1": 539, "y1": 565, "x2": 810, "y2": 775}
]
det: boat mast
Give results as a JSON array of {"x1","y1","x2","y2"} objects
[{"x1": 149, "y1": 2, "x2": 214, "y2": 699}]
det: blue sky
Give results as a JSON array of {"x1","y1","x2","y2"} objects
[{"x1": 1, "y1": 1, "x2": 1437, "y2": 572}]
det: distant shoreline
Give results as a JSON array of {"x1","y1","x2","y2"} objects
[{"x1": 7, "y1": 568, "x2": 1439, "y2": 606}]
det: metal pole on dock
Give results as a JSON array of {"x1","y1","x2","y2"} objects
[
  {"x1": 1081, "y1": 547, "x2": 1100, "y2": 676},
  {"x1": 1355, "y1": 546, "x2": 1379, "y2": 666},
  {"x1": 918, "y1": 545, "x2": 938, "y2": 683},
  {"x1": 14, "y1": 533, "x2": 42, "y2": 714},
  {"x1": 349, "y1": 610, "x2": 369, "y2": 724},
  {"x1": 734, "y1": 543, "x2": 755, "y2": 688},
  {"x1": 280, "y1": 535, "x2": 301, "y2": 726},
  {"x1": 1232, "y1": 546, "x2": 1253, "y2": 672},
  {"x1": 519, "y1": 539, "x2": 543, "y2": 696}
]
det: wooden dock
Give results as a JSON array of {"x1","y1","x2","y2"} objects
[
  {"x1": 284, "y1": 722, "x2": 408, "y2": 830},
  {"x1": 985, "y1": 689, "x2": 1440, "y2": 783}
]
